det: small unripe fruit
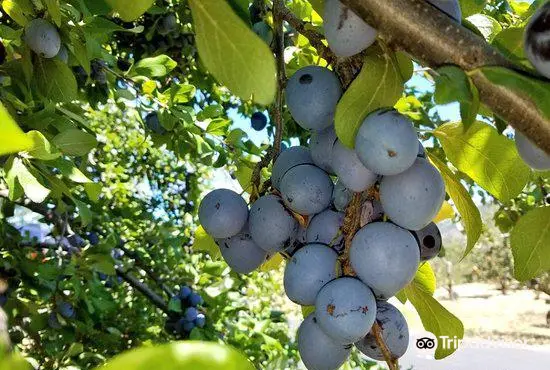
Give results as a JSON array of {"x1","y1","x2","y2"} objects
[
  {"x1": 253, "y1": 21, "x2": 274, "y2": 46},
  {"x1": 198, "y1": 189, "x2": 248, "y2": 239},
  {"x1": 515, "y1": 131, "x2": 550, "y2": 170},
  {"x1": 285, "y1": 66, "x2": 342, "y2": 131},
  {"x1": 25, "y1": 19, "x2": 61, "y2": 58},
  {"x1": 324, "y1": 0, "x2": 377, "y2": 57}
]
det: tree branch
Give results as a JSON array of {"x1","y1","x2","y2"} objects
[
  {"x1": 371, "y1": 321, "x2": 399, "y2": 370},
  {"x1": 115, "y1": 267, "x2": 170, "y2": 314},
  {"x1": 341, "y1": 0, "x2": 550, "y2": 154},
  {"x1": 272, "y1": 0, "x2": 287, "y2": 161}
]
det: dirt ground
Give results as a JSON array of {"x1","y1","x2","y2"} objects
[{"x1": 395, "y1": 283, "x2": 550, "y2": 346}]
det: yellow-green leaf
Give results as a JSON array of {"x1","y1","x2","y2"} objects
[
  {"x1": 429, "y1": 153, "x2": 482, "y2": 257},
  {"x1": 335, "y1": 49, "x2": 404, "y2": 148},
  {"x1": 259, "y1": 253, "x2": 284, "y2": 272},
  {"x1": 511, "y1": 207, "x2": 550, "y2": 281},
  {"x1": 9, "y1": 158, "x2": 50, "y2": 203},
  {"x1": 104, "y1": 0, "x2": 154, "y2": 22},
  {"x1": 193, "y1": 226, "x2": 220, "y2": 259},
  {"x1": 52, "y1": 129, "x2": 97, "y2": 156},
  {"x1": 25, "y1": 130, "x2": 61, "y2": 160},
  {"x1": 433, "y1": 201, "x2": 455, "y2": 223},
  {"x1": 97, "y1": 341, "x2": 255, "y2": 370},
  {"x1": 404, "y1": 284, "x2": 464, "y2": 359},
  {"x1": 434, "y1": 121, "x2": 530, "y2": 202},
  {"x1": 301, "y1": 305, "x2": 315, "y2": 318},
  {"x1": 309, "y1": 0, "x2": 324, "y2": 15},
  {"x1": 2, "y1": 0, "x2": 32, "y2": 26},
  {"x1": 189, "y1": 0, "x2": 276, "y2": 105},
  {"x1": 397, "y1": 262, "x2": 436, "y2": 303},
  {"x1": 0, "y1": 102, "x2": 33, "y2": 156},
  {"x1": 43, "y1": 0, "x2": 61, "y2": 26},
  {"x1": 34, "y1": 59, "x2": 78, "y2": 103}
]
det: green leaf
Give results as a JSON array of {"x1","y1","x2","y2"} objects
[
  {"x1": 2, "y1": 0, "x2": 33, "y2": 26},
  {"x1": 65, "y1": 343, "x2": 84, "y2": 358},
  {"x1": 206, "y1": 119, "x2": 230, "y2": 136},
  {"x1": 168, "y1": 297, "x2": 182, "y2": 313},
  {"x1": 396, "y1": 262, "x2": 436, "y2": 304},
  {"x1": 434, "y1": 121, "x2": 530, "y2": 202},
  {"x1": 34, "y1": 59, "x2": 78, "y2": 103},
  {"x1": 25, "y1": 130, "x2": 61, "y2": 160},
  {"x1": 84, "y1": 16, "x2": 144, "y2": 35},
  {"x1": 10, "y1": 158, "x2": 50, "y2": 203},
  {"x1": 335, "y1": 48, "x2": 404, "y2": 148},
  {"x1": 74, "y1": 199, "x2": 92, "y2": 226},
  {"x1": 404, "y1": 285, "x2": 464, "y2": 359},
  {"x1": 49, "y1": 158, "x2": 92, "y2": 183},
  {"x1": 301, "y1": 305, "x2": 315, "y2": 318},
  {"x1": 43, "y1": 0, "x2": 61, "y2": 26},
  {"x1": 511, "y1": 207, "x2": 550, "y2": 281},
  {"x1": 193, "y1": 226, "x2": 220, "y2": 259},
  {"x1": 429, "y1": 153, "x2": 482, "y2": 257},
  {"x1": 235, "y1": 160, "x2": 254, "y2": 192},
  {"x1": 52, "y1": 129, "x2": 97, "y2": 156},
  {"x1": 84, "y1": 183, "x2": 102, "y2": 202},
  {"x1": 479, "y1": 66, "x2": 550, "y2": 120},
  {"x1": 189, "y1": 0, "x2": 276, "y2": 105},
  {"x1": 491, "y1": 27, "x2": 526, "y2": 63},
  {"x1": 460, "y1": 0, "x2": 487, "y2": 17},
  {"x1": 309, "y1": 0, "x2": 324, "y2": 15},
  {"x1": 466, "y1": 14, "x2": 502, "y2": 41},
  {"x1": 133, "y1": 55, "x2": 177, "y2": 78},
  {"x1": 0, "y1": 353, "x2": 32, "y2": 370},
  {"x1": 104, "y1": 0, "x2": 154, "y2": 21},
  {"x1": 0, "y1": 102, "x2": 33, "y2": 156},
  {"x1": 97, "y1": 341, "x2": 255, "y2": 370}
]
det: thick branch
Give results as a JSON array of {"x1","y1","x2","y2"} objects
[
  {"x1": 115, "y1": 267, "x2": 170, "y2": 314},
  {"x1": 341, "y1": 0, "x2": 550, "y2": 154}
]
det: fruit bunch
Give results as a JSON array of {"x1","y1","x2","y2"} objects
[
  {"x1": 199, "y1": 62, "x2": 446, "y2": 368},
  {"x1": 165, "y1": 285, "x2": 206, "y2": 337}
]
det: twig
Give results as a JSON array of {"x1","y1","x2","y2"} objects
[
  {"x1": 271, "y1": 0, "x2": 287, "y2": 161},
  {"x1": 339, "y1": 192, "x2": 363, "y2": 275},
  {"x1": 278, "y1": 6, "x2": 335, "y2": 64},
  {"x1": 115, "y1": 267, "x2": 170, "y2": 314},
  {"x1": 371, "y1": 321, "x2": 399, "y2": 370}
]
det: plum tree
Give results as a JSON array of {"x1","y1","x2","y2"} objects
[
  {"x1": 350, "y1": 222, "x2": 420, "y2": 299},
  {"x1": 380, "y1": 158, "x2": 446, "y2": 230},
  {"x1": 218, "y1": 225, "x2": 268, "y2": 274},
  {"x1": 309, "y1": 127, "x2": 337, "y2": 174},
  {"x1": 284, "y1": 243, "x2": 340, "y2": 305},
  {"x1": 271, "y1": 146, "x2": 314, "y2": 189},
  {"x1": 251, "y1": 112, "x2": 268, "y2": 131},
  {"x1": 515, "y1": 131, "x2": 550, "y2": 170},
  {"x1": 297, "y1": 313, "x2": 352, "y2": 370},
  {"x1": 355, "y1": 109, "x2": 419, "y2": 176},
  {"x1": 426, "y1": 0, "x2": 462, "y2": 21},
  {"x1": 525, "y1": 2, "x2": 550, "y2": 79},
  {"x1": 285, "y1": 66, "x2": 342, "y2": 131},
  {"x1": 24, "y1": 19, "x2": 61, "y2": 58},
  {"x1": 324, "y1": 0, "x2": 377, "y2": 57},
  {"x1": 198, "y1": 189, "x2": 248, "y2": 239},
  {"x1": 355, "y1": 301, "x2": 409, "y2": 360},
  {"x1": 315, "y1": 277, "x2": 377, "y2": 344},
  {"x1": 280, "y1": 164, "x2": 334, "y2": 215},
  {"x1": 411, "y1": 222, "x2": 443, "y2": 262},
  {"x1": 332, "y1": 140, "x2": 378, "y2": 192},
  {"x1": 306, "y1": 209, "x2": 345, "y2": 250},
  {"x1": 249, "y1": 194, "x2": 298, "y2": 253}
]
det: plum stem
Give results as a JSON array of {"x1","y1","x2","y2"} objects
[{"x1": 371, "y1": 321, "x2": 399, "y2": 370}]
